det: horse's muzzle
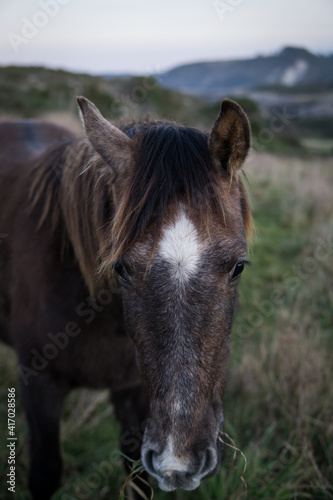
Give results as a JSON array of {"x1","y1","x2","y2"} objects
[{"x1": 141, "y1": 442, "x2": 218, "y2": 491}]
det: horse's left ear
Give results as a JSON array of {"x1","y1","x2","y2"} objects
[
  {"x1": 77, "y1": 96, "x2": 133, "y2": 179},
  {"x1": 209, "y1": 98, "x2": 251, "y2": 175}
]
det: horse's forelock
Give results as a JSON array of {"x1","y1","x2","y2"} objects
[
  {"x1": 105, "y1": 123, "x2": 249, "y2": 269},
  {"x1": 30, "y1": 122, "x2": 252, "y2": 292}
]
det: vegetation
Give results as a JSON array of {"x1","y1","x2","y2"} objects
[
  {"x1": 0, "y1": 151, "x2": 332, "y2": 499},
  {"x1": 0, "y1": 65, "x2": 316, "y2": 154},
  {"x1": 0, "y1": 66, "x2": 118, "y2": 119},
  {"x1": 0, "y1": 65, "x2": 332, "y2": 499}
]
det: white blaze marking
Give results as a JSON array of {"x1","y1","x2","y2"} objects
[
  {"x1": 172, "y1": 399, "x2": 182, "y2": 414},
  {"x1": 154, "y1": 436, "x2": 188, "y2": 473},
  {"x1": 158, "y1": 212, "x2": 200, "y2": 278}
]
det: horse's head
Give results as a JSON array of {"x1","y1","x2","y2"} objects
[{"x1": 78, "y1": 96, "x2": 251, "y2": 491}]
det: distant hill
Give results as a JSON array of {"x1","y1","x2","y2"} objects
[
  {"x1": 158, "y1": 47, "x2": 333, "y2": 99},
  {"x1": 0, "y1": 66, "x2": 116, "y2": 119},
  {"x1": 0, "y1": 65, "x2": 222, "y2": 128},
  {"x1": 1, "y1": 63, "x2": 332, "y2": 155}
]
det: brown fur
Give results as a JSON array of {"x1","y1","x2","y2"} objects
[
  {"x1": 29, "y1": 101, "x2": 252, "y2": 292},
  {"x1": 0, "y1": 96, "x2": 252, "y2": 498}
]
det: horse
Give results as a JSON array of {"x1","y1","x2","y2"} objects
[{"x1": 0, "y1": 96, "x2": 252, "y2": 499}]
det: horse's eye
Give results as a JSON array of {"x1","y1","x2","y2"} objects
[
  {"x1": 114, "y1": 260, "x2": 130, "y2": 285},
  {"x1": 230, "y1": 260, "x2": 247, "y2": 282}
]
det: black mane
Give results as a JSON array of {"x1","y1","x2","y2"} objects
[
  {"x1": 134, "y1": 123, "x2": 215, "y2": 227},
  {"x1": 111, "y1": 122, "x2": 222, "y2": 260}
]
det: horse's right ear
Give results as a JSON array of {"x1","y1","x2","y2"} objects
[
  {"x1": 209, "y1": 98, "x2": 250, "y2": 176},
  {"x1": 77, "y1": 96, "x2": 133, "y2": 179}
]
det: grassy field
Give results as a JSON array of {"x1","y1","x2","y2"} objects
[{"x1": 0, "y1": 149, "x2": 332, "y2": 500}]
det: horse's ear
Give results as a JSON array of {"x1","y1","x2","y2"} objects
[
  {"x1": 77, "y1": 96, "x2": 132, "y2": 179},
  {"x1": 209, "y1": 98, "x2": 250, "y2": 175}
]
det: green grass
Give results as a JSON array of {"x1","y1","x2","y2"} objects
[
  {"x1": 0, "y1": 152, "x2": 333, "y2": 499},
  {"x1": 301, "y1": 138, "x2": 333, "y2": 155}
]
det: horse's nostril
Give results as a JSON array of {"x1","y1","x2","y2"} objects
[
  {"x1": 141, "y1": 447, "x2": 156, "y2": 475},
  {"x1": 200, "y1": 447, "x2": 217, "y2": 477}
]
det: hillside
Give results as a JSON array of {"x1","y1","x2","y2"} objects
[
  {"x1": 0, "y1": 64, "x2": 331, "y2": 155},
  {"x1": 0, "y1": 65, "x2": 210, "y2": 125},
  {"x1": 0, "y1": 66, "x2": 115, "y2": 119},
  {"x1": 158, "y1": 47, "x2": 333, "y2": 98},
  {"x1": 154, "y1": 47, "x2": 333, "y2": 146},
  {"x1": 0, "y1": 65, "x2": 263, "y2": 134}
]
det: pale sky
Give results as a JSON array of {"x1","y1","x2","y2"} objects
[{"x1": 1, "y1": 0, "x2": 332, "y2": 74}]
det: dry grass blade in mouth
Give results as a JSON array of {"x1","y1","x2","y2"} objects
[
  {"x1": 219, "y1": 431, "x2": 248, "y2": 494},
  {"x1": 118, "y1": 455, "x2": 154, "y2": 500}
]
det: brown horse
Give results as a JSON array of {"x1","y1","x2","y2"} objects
[{"x1": 0, "y1": 97, "x2": 252, "y2": 499}]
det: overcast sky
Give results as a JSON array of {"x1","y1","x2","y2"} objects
[{"x1": 1, "y1": 0, "x2": 332, "y2": 74}]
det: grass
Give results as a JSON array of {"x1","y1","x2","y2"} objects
[
  {"x1": 0, "y1": 152, "x2": 333, "y2": 499},
  {"x1": 301, "y1": 138, "x2": 333, "y2": 155}
]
